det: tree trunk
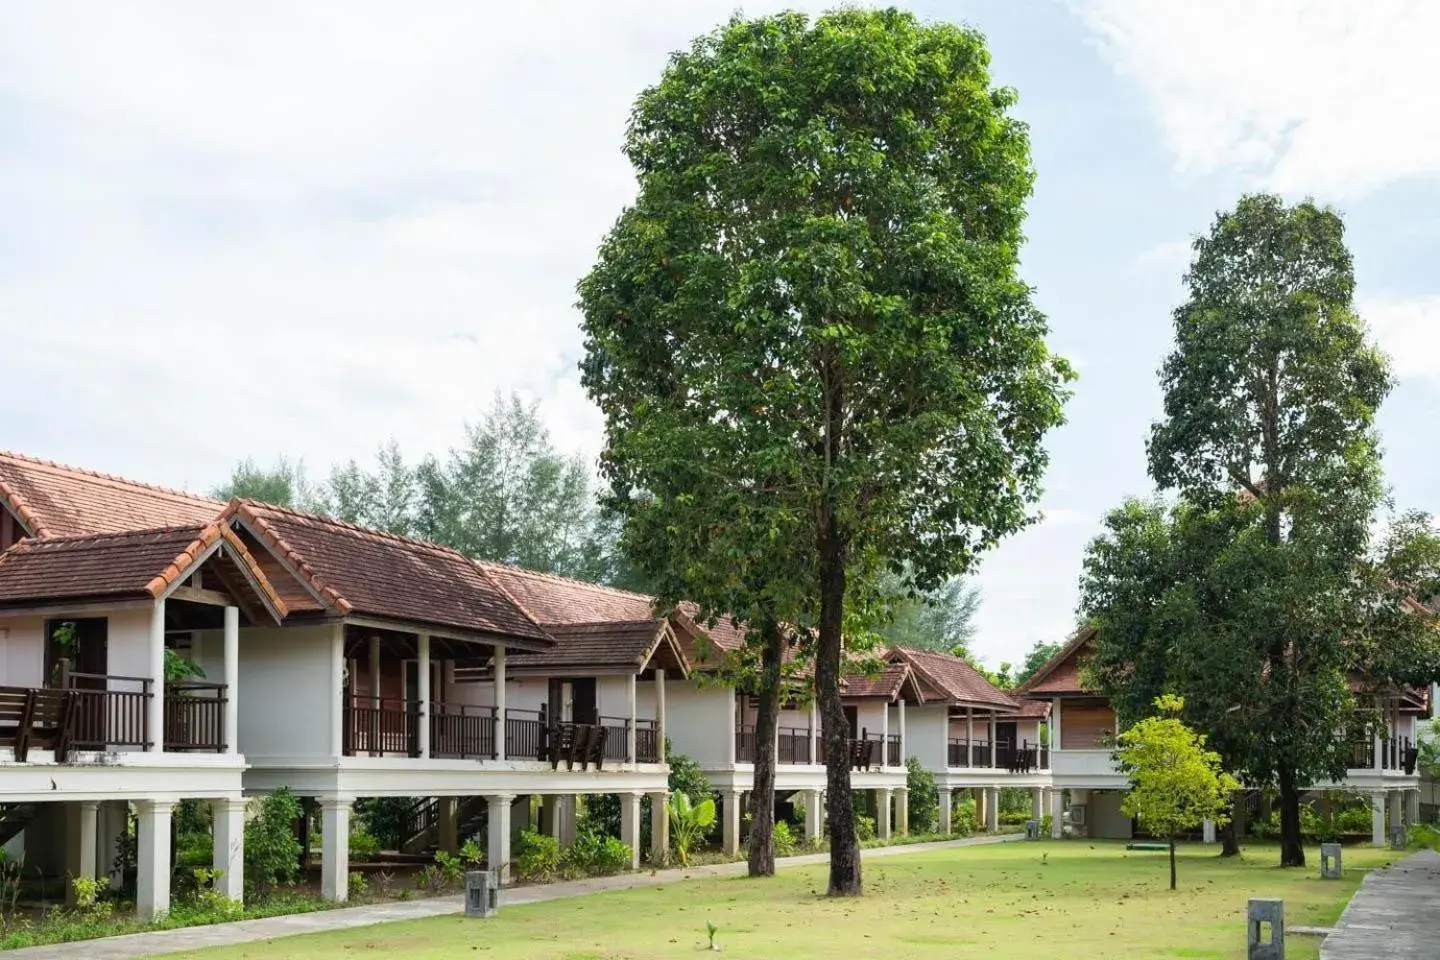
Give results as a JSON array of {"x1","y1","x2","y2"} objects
[
  {"x1": 818, "y1": 513, "x2": 861, "y2": 896},
  {"x1": 747, "y1": 624, "x2": 784, "y2": 878},
  {"x1": 1277, "y1": 762, "x2": 1305, "y2": 867},
  {"x1": 1169, "y1": 838, "x2": 1177, "y2": 890},
  {"x1": 1219, "y1": 792, "x2": 1241, "y2": 857}
]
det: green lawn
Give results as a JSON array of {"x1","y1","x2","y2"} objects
[{"x1": 164, "y1": 841, "x2": 1394, "y2": 960}]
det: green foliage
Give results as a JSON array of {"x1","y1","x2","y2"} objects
[
  {"x1": 577, "y1": 794, "x2": 620, "y2": 840},
  {"x1": 853, "y1": 815, "x2": 877, "y2": 842},
  {"x1": 1417, "y1": 719, "x2": 1440, "y2": 781},
  {"x1": 353, "y1": 797, "x2": 414, "y2": 851},
  {"x1": 347, "y1": 872, "x2": 368, "y2": 899},
  {"x1": 951, "y1": 797, "x2": 978, "y2": 838},
  {"x1": 772, "y1": 820, "x2": 797, "y2": 858},
  {"x1": 579, "y1": 9, "x2": 1072, "y2": 896},
  {"x1": 566, "y1": 831, "x2": 633, "y2": 876},
  {"x1": 432, "y1": 850, "x2": 465, "y2": 888},
  {"x1": 244, "y1": 789, "x2": 303, "y2": 893},
  {"x1": 904, "y1": 757, "x2": 940, "y2": 834},
  {"x1": 668, "y1": 792, "x2": 717, "y2": 867},
  {"x1": 68, "y1": 877, "x2": 111, "y2": 923},
  {"x1": 1015, "y1": 640, "x2": 1063, "y2": 687},
  {"x1": 706, "y1": 919, "x2": 719, "y2": 951},
  {"x1": 210, "y1": 456, "x2": 321, "y2": 510},
  {"x1": 1116, "y1": 696, "x2": 1239, "y2": 888},
  {"x1": 877, "y1": 575, "x2": 981, "y2": 655},
  {"x1": 347, "y1": 828, "x2": 380, "y2": 863},
  {"x1": 515, "y1": 830, "x2": 562, "y2": 882},
  {"x1": 666, "y1": 750, "x2": 712, "y2": 805},
  {"x1": 459, "y1": 839, "x2": 485, "y2": 870},
  {"x1": 163, "y1": 648, "x2": 204, "y2": 682}
]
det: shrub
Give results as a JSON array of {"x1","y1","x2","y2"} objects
[
  {"x1": 348, "y1": 871, "x2": 368, "y2": 899},
  {"x1": 904, "y1": 757, "x2": 939, "y2": 834},
  {"x1": 184, "y1": 869, "x2": 242, "y2": 920},
  {"x1": 667, "y1": 750, "x2": 712, "y2": 803},
  {"x1": 1000, "y1": 810, "x2": 1031, "y2": 826},
  {"x1": 951, "y1": 796, "x2": 977, "y2": 837},
  {"x1": 459, "y1": 839, "x2": 485, "y2": 869},
  {"x1": 432, "y1": 850, "x2": 465, "y2": 888},
  {"x1": 348, "y1": 828, "x2": 381, "y2": 863},
  {"x1": 578, "y1": 794, "x2": 621, "y2": 839},
  {"x1": 515, "y1": 830, "x2": 561, "y2": 882},
  {"x1": 854, "y1": 814, "x2": 876, "y2": 842},
  {"x1": 244, "y1": 789, "x2": 303, "y2": 893},
  {"x1": 772, "y1": 820, "x2": 797, "y2": 857},
  {"x1": 352, "y1": 797, "x2": 417, "y2": 851},
  {"x1": 69, "y1": 876, "x2": 111, "y2": 923},
  {"x1": 668, "y1": 792, "x2": 716, "y2": 866},
  {"x1": 1336, "y1": 805, "x2": 1374, "y2": 836},
  {"x1": 566, "y1": 830, "x2": 632, "y2": 876}
]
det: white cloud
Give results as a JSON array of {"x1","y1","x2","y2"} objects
[
  {"x1": 1363, "y1": 295, "x2": 1440, "y2": 382},
  {"x1": 0, "y1": 0, "x2": 837, "y2": 490},
  {"x1": 1072, "y1": 0, "x2": 1440, "y2": 198}
]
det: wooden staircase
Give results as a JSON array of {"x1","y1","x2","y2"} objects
[
  {"x1": 0, "y1": 804, "x2": 37, "y2": 848},
  {"x1": 399, "y1": 796, "x2": 489, "y2": 855}
]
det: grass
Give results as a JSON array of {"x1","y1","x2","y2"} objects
[{"x1": 158, "y1": 840, "x2": 1396, "y2": 960}]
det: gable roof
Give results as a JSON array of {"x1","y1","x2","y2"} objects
[
  {"x1": 233, "y1": 501, "x2": 551, "y2": 645},
  {"x1": 0, "y1": 451, "x2": 221, "y2": 538},
  {"x1": 500, "y1": 619, "x2": 690, "y2": 675},
  {"x1": 841, "y1": 661, "x2": 927, "y2": 704},
  {"x1": 889, "y1": 646, "x2": 1020, "y2": 710},
  {"x1": 1014, "y1": 626, "x2": 1097, "y2": 697},
  {"x1": 0, "y1": 520, "x2": 285, "y2": 621}
]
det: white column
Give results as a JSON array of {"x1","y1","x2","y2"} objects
[
  {"x1": 559, "y1": 795, "x2": 577, "y2": 845},
  {"x1": 966, "y1": 707, "x2": 974, "y2": 755},
  {"x1": 803, "y1": 789, "x2": 823, "y2": 844},
  {"x1": 438, "y1": 797, "x2": 458, "y2": 853},
  {"x1": 896, "y1": 787, "x2": 909, "y2": 835},
  {"x1": 330, "y1": 624, "x2": 345, "y2": 757},
  {"x1": 725, "y1": 690, "x2": 737, "y2": 764},
  {"x1": 320, "y1": 798, "x2": 351, "y2": 901},
  {"x1": 880, "y1": 703, "x2": 889, "y2": 763},
  {"x1": 876, "y1": 788, "x2": 893, "y2": 840},
  {"x1": 211, "y1": 797, "x2": 246, "y2": 902},
  {"x1": 417, "y1": 634, "x2": 431, "y2": 759},
  {"x1": 938, "y1": 788, "x2": 953, "y2": 834},
  {"x1": 135, "y1": 799, "x2": 173, "y2": 920},
  {"x1": 1389, "y1": 790, "x2": 1404, "y2": 837},
  {"x1": 1371, "y1": 790, "x2": 1386, "y2": 846},
  {"x1": 494, "y1": 646, "x2": 507, "y2": 761},
  {"x1": 1050, "y1": 789, "x2": 1064, "y2": 838},
  {"x1": 1202, "y1": 819, "x2": 1216, "y2": 844},
  {"x1": 1051, "y1": 697, "x2": 1062, "y2": 753},
  {"x1": 223, "y1": 605, "x2": 239, "y2": 755},
  {"x1": 988, "y1": 713, "x2": 996, "y2": 765},
  {"x1": 985, "y1": 787, "x2": 999, "y2": 832},
  {"x1": 722, "y1": 790, "x2": 742, "y2": 856},
  {"x1": 619, "y1": 792, "x2": 642, "y2": 870},
  {"x1": 147, "y1": 599, "x2": 165, "y2": 752},
  {"x1": 487, "y1": 794, "x2": 514, "y2": 883},
  {"x1": 655, "y1": 668, "x2": 667, "y2": 763},
  {"x1": 65, "y1": 801, "x2": 99, "y2": 905},
  {"x1": 809, "y1": 701, "x2": 820, "y2": 764},
  {"x1": 542, "y1": 795, "x2": 562, "y2": 840},
  {"x1": 898, "y1": 699, "x2": 907, "y2": 763},
  {"x1": 368, "y1": 635, "x2": 381, "y2": 755},
  {"x1": 626, "y1": 673, "x2": 638, "y2": 763},
  {"x1": 1032, "y1": 787, "x2": 1044, "y2": 820},
  {"x1": 649, "y1": 791, "x2": 669, "y2": 864},
  {"x1": 1407, "y1": 789, "x2": 1420, "y2": 825}
]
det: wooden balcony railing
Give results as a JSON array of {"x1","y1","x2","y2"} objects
[
  {"x1": 63, "y1": 670, "x2": 151, "y2": 751},
  {"x1": 343, "y1": 696, "x2": 419, "y2": 757},
  {"x1": 505, "y1": 707, "x2": 546, "y2": 761},
  {"x1": 430, "y1": 702, "x2": 496, "y2": 759},
  {"x1": 884, "y1": 734, "x2": 901, "y2": 767},
  {"x1": 164, "y1": 681, "x2": 227, "y2": 752},
  {"x1": 635, "y1": 718, "x2": 660, "y2": 763},
  {"x1": 1349, "y1": 736, "x2": 1417, "y2": 773},
  {"x1": 735, "y1": 725, "x2": 757, "y2": 763},
  {"x1": 777, "y1": 727, "x2": 814, "y2": 764},
  {"x1": 598, "y1": 715, "x2": 632, "y2": 763}
]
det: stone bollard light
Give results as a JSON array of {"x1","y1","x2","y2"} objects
[
  {"x1": 465, "y1": 870, "x2": 499, "y2": 919},
  {"x1": 1319, "y1": 843, "x2": 1342, "y2": 879},
  {"x1": 1247, "y1": 898, "x2": 1284, "y2": 960}
]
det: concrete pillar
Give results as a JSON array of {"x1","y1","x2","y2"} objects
[
  {"x1": 368, "y1": 635, "x2": 381, "y2": 717},
  {"x1": 895, "y1": 787, "x2": 909, "y2": 835},
  {"x1": 619, "y1": 792, "x2": 642, "y2": 870},
  {"x1": 974, "y1": 787, "x2": 986, "y2": 829},
  {"x1": 330, "y1": 624, "x2": 346, "y2": 757},
  {"x1": 724, "y1": 690, "x2": 737, "y2": 764},
  {"x1": 1389, "y1": 790, "x2": 1404, "y2": 834},
  {"x1": 803, "y1": 789, "x2": 823, "y2": 844},
  {"x1": 487, "y1": 795, "x2": 513, "y2": 883},
  {"x1": 98, "y1": 801, "x2": 127, "y2": 890},
  {"x1": 938, "y1": 788, "x2": 953, "y2": 834},
  {"x1": 65, "y1": 800, "x2": 99, "y2": 906},
  {"x1": 1051, "y1": 697, "x2": 1062, "y2": 753},
  {"x1": 809, "y1": 701, "x2": 820, "y2": 764},
  {"x1": 1371, "y1": 790, "x2": 1386, "y2": 846},
  {"x1": 417, "y1": 633, "x2": 431, "y2": 759},
  {"x1": 1202, "y1": 819, "x2": 1217, "y2": 844},
  {"x1": 135, "y1": 799, "x2": 173, "y2": 920},
  {"x1": 1032, "y1": 787, "x2": 1044, "y2": 820},
  {"x1": 438, "y1": 797, "x2": 458, "y2": 853},
  {"x1": 1050, "y1": 788, "x2": 1064, "y2": 838},
  {"x1": 722, "y1": 790, "x2": 742, "y2": 856},
  {"x1": 320, "y1": 798, "x2": 351, "y2": 901},
  {"x1": 876, "y1": 788, "x2": 893, "y2": 840},
  {"x1": 223, "y1": 605, "x2": 239, "y2": 754},
  {"x1": 147, "y1": 599, "x2": 166, "y2": 753},
  {"x1": 898, "y1": 699, "x2": 907, "y2": 762},
  {"x1": 559, "y1": 795, "x2": 577, "y2": 845},
  {"x1": 211, "y1": 797, "x2": 246, "y2": 902},
  {"x1": 542, "y1": 794, "x2": 562, "y2": 840},
  {"x1": 649, "y1": 792, "x2": 669, "y2": 864},
  {"x1": 494, "y1": 646, "x2": 507, "y2": 761},
  {"x1": 1407, "y1": 789, "x2": 1420, "y2": 825},
  {"x1": 985, "y1": 787, "x2": 999, "y2": 833},
  {"x1": 626, "y1": 673, "x2": 638, "y2": 762},
  {"x1": 655, "y1": 669, "x2": 667, "y2": 762}
]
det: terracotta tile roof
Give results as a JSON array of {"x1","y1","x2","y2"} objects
[
  {"x1": 1010, "y1": 698, "x2": 1051, "y2": 719},
  {"x1": 0, "y1": 521, "x2": 286, "y2": 620},
  {"x1": 1015, "y1": 626, "x2": 1097, "y2": 696},
  {"x1": 0, "y1": 451, "x2": 220, "y2": 538},
  {"x1": 235, "y1": 502, "x2": 551, "y2": 644},
  {"x1": 889, "y1": 646, "x2": 1019, "y2": 710},
  {"x1": 506, "y1": 619, "x2": 688, "y2": 674},
  {"x1": 841, "y1": 662, "x2": 922, "y2": 702}
]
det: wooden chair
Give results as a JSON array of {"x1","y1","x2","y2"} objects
[
  {"x1": 0, "y1": 687, "x2": 76, "y2": 762},
  {"x1": 588, "y1": 725, "x2": 608, "y2": 771},
  {"x1": 549, "y1": 723, "x2": 575, "y2": 771}
]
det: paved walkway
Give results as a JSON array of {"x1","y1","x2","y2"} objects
[
  {"x1": 9, "y1": 833, "x2": 1022, "y2": 960},
  {"x1": 1320, "y1": 849, "x2": 1440, "y2": 960}
]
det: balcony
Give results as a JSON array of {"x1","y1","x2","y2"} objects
[
  {"x1": 1348, "y1": 736, "x2": 1418, "y2": 774},
  {"x1": 342, "y1": 700, "x2": 660, "y2": 766},
  {"x1": 946, "y1": 738, "x2": 1049, "y2": 772}
]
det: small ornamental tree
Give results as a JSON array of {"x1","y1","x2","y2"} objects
[{"x1": 1115, "y1": 695, "x2": 1238, "y2": 890}]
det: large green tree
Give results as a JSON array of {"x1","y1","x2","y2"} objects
[
  {"x1": 877, "y1": 575, "x2": 981, "y2": 654},
  {"x1": 210, "y1": 456, "x2": 321, "y2": 509},
  {"x1": 1087, "y1": 194, "x2": 1440, "y2": 867},
  {"x1": 579, "y1": 10, "x2": 1070, "y2": 895}
]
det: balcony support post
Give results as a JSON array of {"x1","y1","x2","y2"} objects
[
  {"x1": 135, "y1": 799, "x2": 174, "y2": 919},
  {"x1": 417, "y1": 634, "x2": 431, "y2": 759},
  {"x1": 147, "y1": 599, "x2": 165, "y2": 753},
  {"x1": 494, "y1": 646, "x2": 507, "y2": 761},
  {"x1": 320, "y1": 797, "x2": 352, "y2": 902},
  {"x1": 649, "y1": 791, "x2": 669, "y2": 863},
  {"x1": 895, "y1": 786, "x2": 909, "y2": 836},
  {"x1": 619, "y1": 792, "x2": 642, "y2": 869},
  {"x1": 223, "y1": 605, "x2": 238, "y2": 755},
  {"x1": 211, "y1": 797, "x2": 246, "y2": 902},
  {"x1": 655, "y1": 668, "x2": 667, "y2": 763},
  {"x1": 626, "y1": 672, "x2": 638, "y2": 763},
  {"x1": 985, "y1": 786, "x2": 999, "y2": 833},
  {"x1": 938, "y1": 788, "x2": 953, "y2": 834},
  {"x1": 1050, "y1": 788, "x2": 1064, "y2": 839},
  {"x1": 486, "y1": 794, "x2": 514, "y2": 883},
  {"x1": 875, "y1": 787, "x2": 893, "y2": 840},
  {"x1": 1371, "y1": 790, "x2": 1386, "y2": 846},
  {"x1": 721, "y1": 790, "x2": 742, "y2": 856}
]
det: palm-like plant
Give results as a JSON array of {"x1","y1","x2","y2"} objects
[{"x1": 667, "y1": 792, "x2": 716, "y2": 867}]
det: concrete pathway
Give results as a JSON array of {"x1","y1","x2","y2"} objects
[
  {"x1": 1320, "y1": 849, "x2": 1440, "y2": 960},
  {"x1": 7, "y1": 833, "x2": 1023, "y2": 960}
]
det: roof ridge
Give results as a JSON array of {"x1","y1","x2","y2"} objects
[
  {"x1": 239, "y1": 499, "x2": 479, "y2": 561},
  {"x1": 0, "y1": 451, "x2": 221, "y2": 506},
  {"x1": 473, "y1": 558, "x2": 659, "y2": 604},
  {"x1": 469, "y1": 561, "x2": 554, "y2": 642},
  {"x1": 14, "y1": 523, "x2": 212, "y2": 547}
]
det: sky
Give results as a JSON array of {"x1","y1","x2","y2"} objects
[{"x1": 2, "y1": 1, "x2": 1439, "y2": 669}]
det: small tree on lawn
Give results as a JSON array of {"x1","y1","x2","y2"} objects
[{"x1": 1115, "y1": 695, "x2": 1238, "y2": 890}]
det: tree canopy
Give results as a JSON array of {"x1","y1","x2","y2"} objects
[
  {"x1": 876, "y1": 575, "x2": 981, "y2": 655},
  {"x1": 579, "y1": 9, "x2": 1070, "y2": 895}
]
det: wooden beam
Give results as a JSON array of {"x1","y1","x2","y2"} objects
[{"x1": 170, "y1": 586, "x2": 236, "y2": 608}]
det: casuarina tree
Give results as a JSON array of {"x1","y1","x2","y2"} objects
[{"x1": 579, "y1": 10, "x2": 1070, "y2": 895}]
